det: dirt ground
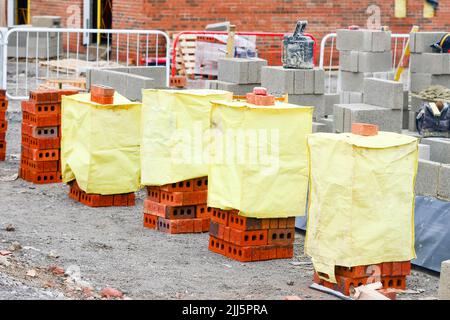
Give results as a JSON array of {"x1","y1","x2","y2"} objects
[{"x1": 0, "y1": 98, "x2": 441, "y2": 301}]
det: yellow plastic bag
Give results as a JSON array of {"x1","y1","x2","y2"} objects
[
  {"x1": 207, "y1": 100, "x2": 313, "y2": 218},
  {"x1": 141, "y1": 89, "x2": 233, "y2": 186},
  {"x1": 305, "y1": 132, "x2": 419, "y2": 283},
  {"x1": 61, "y1": 93, "x2": 141, "y2": 195}
]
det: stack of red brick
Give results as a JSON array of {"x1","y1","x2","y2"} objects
[
  {"x1": 19, "y1": 90, "x2": 78, "y2": 184},
  {"x1": 313, "y1": 261, "x2": 411, "y2": 297},
  {"x1": 0, "y1": 90, "x2": 7, "y2": 161},
  {"x1": 69, "y1": 180, "x2": 135, "y2": 207},
  {"x1": 143, "y1": 177, "x2": 211, "y2": 234},
  {"x1": 209, "y1": 209, "x2": 296, "y2": 262},
  {"x1": 67, "y1": 85, "x2": 134, "y2": 208}
]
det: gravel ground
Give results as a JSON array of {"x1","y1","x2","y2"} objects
[{"x1": 0, "y1": 66, "x2": 440, "y2": 300}]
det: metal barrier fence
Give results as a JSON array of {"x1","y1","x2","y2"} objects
[
  {"x1": 0, "y1": 28, "x2": 7, "y2": 90},
  {"x1": 319, "y1": 33, "x2": 410, "y2": 94},
  {"x1": 2, "y1": 27, "x2": 171, "y2": 100}
]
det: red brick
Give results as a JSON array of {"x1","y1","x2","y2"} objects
[
  {"x1": 91, "y1": 85, "x2": 115, "y2": 97},
  {"x1": 268, "y1": 229, "x2": 295, "y2": 246},
  {"x1": 29, "y1": 90, "x2": 59, "y2": 104},
  {"x1": 254, "y1": 94, "x2": 275, "y2": 106},
  {"x1": 160, "y1": 179, "x2": 194, "y2": 192},
  {"x1": 22, "y1": 135, "x2": 60, "y2": 150},
  {"x1": 160, "y1": 190, "x2": 207, "y2": 206},
  {"x1": 209, "y1": 236, "x2": 227, "y2": 256},
  {"x1": 211, "y1": 208, "x2": 236, "y2": 226},
  {"x1": 196, "y1": 205, "x2": 212, "y2": 219},
  {"x1": 22, "y1": 146, "x2": 59, "y2": 162},
  {"x1": 193, "y1": 176, "x2": 208, "y2": 191},
  {"x1": 226, "y1": 242, "x2": 253, "y2": 262},
  {"x1": 0, "y1": 100, "x2": 8, "y2": 110},
  {"x1": 146, "y1": 187, "x2": 161, "y2": 203},
  {"x1": 91, "y1": 95, "x2": 114, "y2": 105},
  {"x1": 0, "y1": 120, "x2": 7, "y2": 133},
  {"x1": 144, "y1": 199, "x2": 196, "y2": 219},
  {"x1": 22, "y1": 101, "x2": 60, "y2": 115},
  {"x1": 352, "y1": 123, "x2": 379, "y2": 136},
  {"x1": 22, "y1": 170, "x2": 62, "y2": 185},
  {"x1": 143, "y1": 213, "x2": 158, "y2": 230},
  {"x1": 170, "y1": 76, "x2": 187, "y2": 88},
  {"x1": 22, "y1": 111, "x2": 60, "y2": 127},
  {"x1": 228, "y1": 212, "x2": 270, "y2": 231},
  {"x1": 229, "y1": 228, "x2": 268, "y2": 246}
]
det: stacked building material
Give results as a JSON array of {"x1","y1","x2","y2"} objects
[
  {"x1": 337, "y1": 29, "x2": 392, "y2": 104},
  {"x1": 207, "y1": 89, "x2": 312, "y2": 262},
  {"x1": 208, "y1": 58, "x2": 268, "y2": 95},
  {"x1": 409, "y1": 32, "x2": 450, "y2": 132},
  {"x1": 143, "y1": 177, "x2": 211, "y2": 234},
  {"x1": 334, "y1": 77, "x2": 404, "y2": 133},
  {"x1": 307, "y1": 123, "x2": 417, "y2": 296},
  {"x1": 313, "y1": 262, "x2": 411, "y2": 296},
  {"x1": 66, "y1": 85, "x2": 136, "y2": 207},
  {"x1": 19, "y1": 90, "x2": 78, "y2": 184},
  {"x1": 0, "y1": 90, "x2": 7, "y2": 161},
  {"x1": 209, "y1": 209, "x2": 295, "y2": 262},
  {"x1": 261, "y1": 66, "x2": 326, "y2": 122}
]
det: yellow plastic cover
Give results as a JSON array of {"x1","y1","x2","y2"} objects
[
  {"x1": 141, "y1": 89, "x2": 233, "y2": 186},
  {"x1": 207, "y1": 100, "x2": 313, "y2": 218},
  {"x1": 61, "y1": 93, "x2": 141, "y2": 195},
  {"x1": 305, "y1": 132, "x2": 419, "y2": 283}
]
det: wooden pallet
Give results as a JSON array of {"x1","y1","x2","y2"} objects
[{"x1": 173, "y1": 34, "x2": 197, "y2": 78}]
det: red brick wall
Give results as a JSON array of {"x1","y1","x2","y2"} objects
[
  {"x1": 29, "y1": 0, "x2": 450, "y2": 65},
  {"x1": 29, "y1": 0, "x2": 450, "y2": 37}
]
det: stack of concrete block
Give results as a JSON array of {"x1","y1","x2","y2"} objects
[
  {"x1": 208, "y1": 58, "x2": 267, "y2": 96},
  {"x1": 415, "y1": 159, "x2": 450, "y2": 201},
  {"x1": 334, "y1": 78, "x2": 404, "y2": 133},
  {"x1": 337, "y1": 29, "x2": 392, "y2": 103},
  {"x1": 260, "y1": 66, "x2": 326, "y2": 121},
  {"x1": 87, "y1": 66, "x2": 167, "y2": 101},
  {"x1": 409, "y1": 32, "x2": 450, "y2": 132}
]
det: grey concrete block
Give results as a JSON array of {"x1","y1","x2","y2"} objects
[
  {"x1": 340, "y1": 91, "x2": 364, "y2": 104},
  {"x1": 410, "y1": 95, "x2": 425, "y2": 113},
  {"x1": 415, "y1": 159, "x2": 440, "y2": 197},
  {"x1": 335, "y1": 103, "x2": 403, "y2": 133},
  {"x1": 403, "y1": 91, "x2": 409, "y2": 111},
  {"x1": 261, "y1": 66, "x2": 295, "y2": 95},
  {"x1": 288, "y1": 94, "x2": 325, "y2": 120},
  {"x1": 410, "y1": 73, "x2": 450, "y2": 93},
  {"x1": 420, "y1": 138, "x2": 450, "y2": 164},
  {"x1": 207, "y1": 80, "x2": 218, "y2": 90},
  {"x1": 419, "y1": 144, "x2": 431, "y2": 161},
  {"x1": 31, "y1": 16, "x2": 61, "y2": 28},
  {"x1": 314, "y1": 69, "x2": 325, "y2": 94},
  {"x1": 410, "y1": 32, "x2": 447, "y2": 54},
  {"x1": 409, "y1": 111, "x2": 418, "y2": 132},
  {"x1": 318, "y1": 117, "x2": 334, "y2": 133},
  {"x1": 337, "y1": 29, "x2": 391, "y2": 52},
  {"x1": 218, "y1": 58, "x2": 267, "y2": 84},
  {"x1": 373, "y1": 71, "x2": 395, "y2": 81},
  {"x1": 215, "y1": 81, "x2": 257, "y2": 96},
  {"x1": 357, "y1": 51, "x2": 392, "y2": 72},
  {"x1": 304, "y1": 70, "x2": 315, "y2": 94},
  {"x1": 313, "y1": 122, "x2": 328, "y2": 133},
  {"x1": 126, "y1": 66, "x2": 167, "y2": 88},
  {"x1": 333, "y1": 104, "x2": 345, "y2": 133},
  {"x1": 439, "y1": 260, "x2": 450, "y2": 300},
  {"x1": 339, "y1": 51, "x2": 359, "y2": 72},
  {"x1": 325, "y1": 93, "x2": 340, "y2": 116},
  {"x1": 403, "y1": 109, "x2": 409, "y2": 130},
  {"x1": 363, "y1": 78, "x2": 404, "y2": 110},
  {"x1": 339, "y1": 71, "x2": 369, "y2": 92},
  {"x1": 410, "y1": 53, "x2": 450, "y2": 75},
  {"x1": 126, "y1": 75, "x2": 155, "y2": 101}
]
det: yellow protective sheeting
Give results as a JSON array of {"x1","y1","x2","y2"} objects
[
  {"x1": 141, "y1": 89, "x2": 233, "y2": 186},
  {"x1": 207, "y1": 100, "x2": 313, "y2": 218},
  {"x1": 305, "y1": 132, "x2": 419, "y2": 283},
  {"x1": 61, "y1": 93, "x2": 141, "y2": 195}
]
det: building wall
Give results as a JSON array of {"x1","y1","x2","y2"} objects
[
  {"x1": 28, "y1": 0, "x2": 450, "y2": 64},
  {"x1": 28, "y1": 0, "x2": 450, "y2": 36}
]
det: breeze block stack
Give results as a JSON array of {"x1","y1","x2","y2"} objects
[
  {"x1": 19, "y1": 89, "x2": 78, "y2": 184},
  {"x1": 313, "y1": 261, "x2": 411, "y2": 296},
  {"x1": 409, "y1": 32, "x2": 450, "y2": 133},
  {"x1": 0, "y1": 90, "x2": 7, "y2": 161},
  {"x1": 209, "y1": 209, "x2": 296, "y2": 262},
  {"x1": 337, "y1": 29, "x2": 392, "y2": 104},
  {"x1": 67, "y1": 85, "x2": 136, "y2": 207},
  {"x1": 208, "y1": 58, "x2": 268, "y2": 95},
  {"x1": 143, "y1": 177, "x2": 211, "y2": 234}
]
